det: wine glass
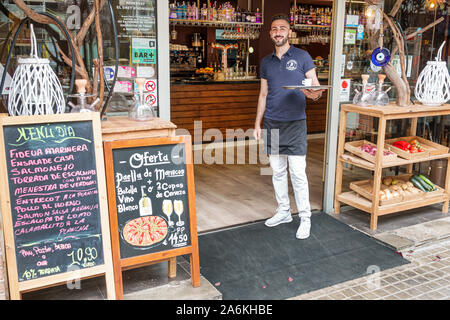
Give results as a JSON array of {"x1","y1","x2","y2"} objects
[
  {"x1": 174, "y1": 200, "x2": 184, "y2": 226},
  {"x1": 162, "y1": 199, "x2": 174, "y2": 227}
]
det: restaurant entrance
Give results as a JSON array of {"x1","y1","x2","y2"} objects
[{"x1": 168, "y1": 0, "x2": 334, "y2": 231}]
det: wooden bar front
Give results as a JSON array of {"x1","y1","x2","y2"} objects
[{"x1": 170, "y1": 82, "x2": 328, "y2": 143}]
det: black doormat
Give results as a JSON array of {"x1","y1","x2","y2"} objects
[{"x1": 198, "y1": 212, "x2": 409, "y2": 300}]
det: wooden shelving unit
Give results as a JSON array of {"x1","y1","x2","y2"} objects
[{"x1": 334, "y1": 103, "x2": 450, "y2": 231}]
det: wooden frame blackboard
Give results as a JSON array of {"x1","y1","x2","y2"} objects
[
  {"x1": 103, "y1": 135, "x2": 200, "y2": 299},
  {"x1": 0, "y1": 113, "x2": 115, "y2": 299}
]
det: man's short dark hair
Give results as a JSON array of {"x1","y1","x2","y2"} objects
[{"x1": 271, "y1": 13, "x2": 290, "y2": 26}]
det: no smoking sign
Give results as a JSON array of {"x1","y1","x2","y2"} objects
[
  {"x1": 145, "y1": 80, "x2": 157, "y2": 92},
  {"x1": 145, "y1": 93, "x2": 157, "y2": 106}
]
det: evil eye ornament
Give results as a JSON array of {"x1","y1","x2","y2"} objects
[{"x1": 371, "y1": 47, "x2": 391, "y2": 67}]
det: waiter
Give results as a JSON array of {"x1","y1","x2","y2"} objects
[{"x1": 253, "y1": 13, "x2": 324, "y2": 240}]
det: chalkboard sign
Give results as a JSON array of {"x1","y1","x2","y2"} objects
[
  {"x1": 103, "y1": 135, "x2": 200, "y2": 299},
  {"x1": 0, "y1": 113, "x2": 115, "y2": 299},
  {"x1": 112, "y1": 143, "x2": 191, "y2": 258}
]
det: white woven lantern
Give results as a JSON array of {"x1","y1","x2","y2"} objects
[
  {"x1": 415, "y1": 41, "x2": 450, "y2": 107},
  {"x1": 8, "y1": 24, "x2": 65, "y2": 116}
]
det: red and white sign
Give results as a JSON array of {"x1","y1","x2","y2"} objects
[
  {"x1": 145, "y1": 93, "x2": 158, "y2": 106},
  {"x1": 145, "y1": 80, "x2": 157, "y2": 93},
  {"x1": 340, "y1": 79, "x2": 351, "y2": 102}
]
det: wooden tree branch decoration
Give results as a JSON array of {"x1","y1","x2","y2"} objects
[
  {"x1": 366, "y1": 0, "x2": 444, "y2": 107},
  {"x1": 12, "y1": 0, "x2": 106, "y2": 108}
]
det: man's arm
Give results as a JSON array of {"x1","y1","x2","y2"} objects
[
  {"x1": 301, "y1": 68, "x2": 324, "y2": 100},
  {"x1": 254, "y1": 78, "x2": 268, "y2": 140}
]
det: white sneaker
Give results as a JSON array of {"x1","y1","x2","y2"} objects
[
  {"x1": 265, "y1": 210, "x2": 293, "y2": 227},
  {"x1": 296, "y1": 217, "x2": 311, "y2": 239}
]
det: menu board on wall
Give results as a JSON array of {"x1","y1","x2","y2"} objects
[
  {"x1": 103, "y1": 135, "x2": 200, "y2": 299},
  {"x1": 0, "y1": 113, "x2": 115, "y2": 299}
]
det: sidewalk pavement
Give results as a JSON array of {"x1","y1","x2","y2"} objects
[{"x1": 290, "y1": 238, "x2": 450, "y2": 300}]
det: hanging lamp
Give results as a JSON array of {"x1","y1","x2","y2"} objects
[
  {"x1": 415, "y1": 41, "x2": 450, "y2": 106},
  {"x1": 8, "y1": 23, "x2": 65, "y2": 116}
]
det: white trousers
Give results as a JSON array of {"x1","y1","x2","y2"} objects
[{"x1": 269, "y1": 154, "x2": 311, "y2": 219}]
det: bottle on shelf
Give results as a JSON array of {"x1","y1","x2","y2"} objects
[
  {"x1": 256, "y1": 8, "x2": 261, "y2": 23},
  {"x1": 169, "y1": 2, "x2": 177, "y2": 19},
  {"x1": 236, "y1": 6, "x2": 242, "y2": 23},
  {"x1": 201, "y1": 3, "x2": 207, "y2": 20},
  {"x1": 181, "y1": 1, "x2": 187, "y2": 20},
  {"x1": 187, "y1": 2, "x2": 192, "y2": 20},
  {"x1": 212, "y1": 2, "x2": 217, "y2": 21},
  {"x1": 289, "y1": 7, "x2": 295, "y2": 25},
  {"x1": 193, "y1": 2, "x2": 199, "y2": 20},
  {"x1": 176, "y1": 2, "x2": 182, "y2": 19}
]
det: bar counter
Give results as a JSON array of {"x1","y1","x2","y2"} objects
[{"x1": 170, "y1": 81, "x2": 328, "y2": 143}]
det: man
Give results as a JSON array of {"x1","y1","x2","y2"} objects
[{"x1": 253, "y1": 13, "x2": 324, "y2": 240}]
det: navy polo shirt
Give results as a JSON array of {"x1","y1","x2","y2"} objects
[{"x1": 260, "y1": 46, "x2": 315, "y2": 121}]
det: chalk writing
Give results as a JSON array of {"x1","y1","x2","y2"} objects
[
  {"x1": 111, "y1": 143, "x2": 191, "y2": 259},
  {"x1": 3, "y1": 121, "x2": 104, "y2": 281}
]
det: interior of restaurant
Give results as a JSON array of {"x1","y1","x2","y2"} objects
[
  {"x1": 168, "y1": 0, "x2": 450, "y2": 232},
  {"x1": 0, "y1": 0, "x2": 449, "y2": 234}
]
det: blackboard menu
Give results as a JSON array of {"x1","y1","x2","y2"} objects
[
  {"x1": 2, "y1": 121, "x2": 104, "y2": 282},
  {"x1": 112, "y1": 143, "x2": 191, "y2": 259}
]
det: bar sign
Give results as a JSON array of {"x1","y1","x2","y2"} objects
[{"x1": 132, "y1": 38, "x2": 157, "y2": 65}]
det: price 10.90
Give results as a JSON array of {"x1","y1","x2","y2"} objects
[{"x1": 67, "y1": 247, "x2": 98, "y2": 267}]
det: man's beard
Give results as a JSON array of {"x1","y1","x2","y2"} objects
[{"x1": 271, "y1": 36, "x2": 288, "y2": 47}]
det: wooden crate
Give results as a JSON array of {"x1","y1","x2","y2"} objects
[
  {"x1": 350, "y1": 179, "x2": 403, "y2": 206},
  {"x1": 344, "y1": 140, "x2": 398, "y2": 164},
  {"x1": 350, "y1": 173, "x2": 444, "y2": 206},
  {"x1": 385, "y1": 136, "x2": 449, "y2": 159}
]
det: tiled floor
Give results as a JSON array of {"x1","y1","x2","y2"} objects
[{"x1": 290, "y1": 239, "x2": 450, "y2": 300}]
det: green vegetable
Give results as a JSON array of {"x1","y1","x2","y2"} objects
[
  {"x1": 414, "y1": 175, "x2": 433, "y2": 191},
  {"x1": 410, "y1": 176, "x2": 428, "y2": 192},
  {"x1": 414, "y1": 175, "x2": 434, "y2": 191},
  {"x1": 417, "y1": 174, "x2": 436, "y2": 190}
]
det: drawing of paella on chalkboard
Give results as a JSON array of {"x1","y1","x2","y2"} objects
[{"x1": 120, "y1": 215, "x2": 169, "y2": 249}]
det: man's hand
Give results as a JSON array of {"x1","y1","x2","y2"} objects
[
  {"x1": 301, "y1": 89, "x2": 325, "y2": 100},
  {"x1": 253, "y1": 125, "x2": 262, "y2": 140}
]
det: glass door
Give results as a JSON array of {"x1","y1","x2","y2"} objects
[{"x1": 0, "y1": 0, "x2": 170, "y2": 118}]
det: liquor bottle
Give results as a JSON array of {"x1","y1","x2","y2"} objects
[
  {"x1": 207, "y1": 3, "x2": 212, "y2": 21},
  {"x1": 212, "y1": 2, "x2": 218, "y2": 21},
  {"x1": 139, "y1": 186, "x2": 152, "y2": 217},
  {"x1": 201, "y1": 3, "x2": 207, "y2": 20},
  {"x1": 181, "y1": 1, "x2": 187, "y2": 19},
  {"x1": 194, "y1": 2, "x2": 199, "y2": 19},
  {"x1": 176, "y1": 2, "x2": 182, "y2": 20},
  {"x1": 298, "y1": 5, "x2": 302, "y2": 24},
  {"x1": 236, "y1": 6, "x2": 242, "y2": 23},
  {"x1": 317, "y1": 8, "x2": 321, "y2": 26},
  {"x1": 186, "y1": 2, "x2": 192, "y2": 20},
  {"x1": 256, "y1": 8, "x2": 262, "y2": 23},
  {"x1": 169, "y1": 2, "x2": 177, "y2": 19},
  {"x1": 310, "y1": 6, "x2": 316, "y2": 25},
  {"x1": 225, "y1": 3, "x2": 231, "y2": 21},
  {"x1": 290, "y1": 6, "x2": 294, "y2": 25}
]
